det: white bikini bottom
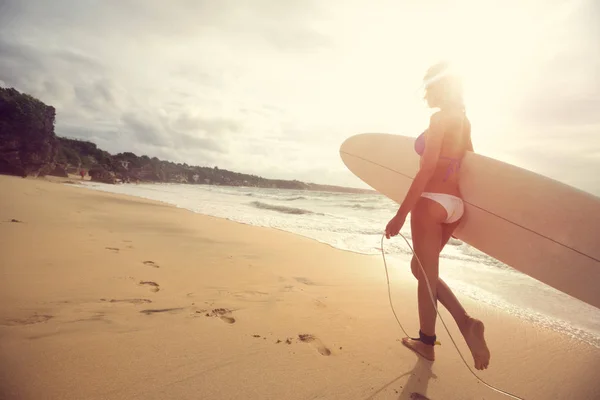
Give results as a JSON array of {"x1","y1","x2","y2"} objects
[{"x1": 420, "y1": 192, "x2": 464, "y2": 224}]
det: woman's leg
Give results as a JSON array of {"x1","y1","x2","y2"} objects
[
  {"x1": 439, "y1": 222, "x2": 490, "y2": 370},
  {"x1": 412, "y1": 221, "x2": 443, "y2": 338},
  {"x1": 409, "y1": 218, "x2": 490, "y2": 369},
  {"x1": 411, "y1": 257, "x2": 468, "y2": 327},
  {"x1": 409, "y1": 220, "x2": 468, "y2": 327},
  {"x1": 401, "y1": 204, "x2": 444, "y2": 361}
]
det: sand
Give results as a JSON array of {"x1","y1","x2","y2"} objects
[{"x1": 0, "y1": 174, "x2": 599, "y2": 400}]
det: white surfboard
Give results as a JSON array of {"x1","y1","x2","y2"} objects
[{"x1": 340, "y1": 133, "x2": 600, "y2": 309}]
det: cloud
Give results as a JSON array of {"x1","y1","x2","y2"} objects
[
  {"x1": 121, "y1": 112, "x2": 170, "y2": 147},
  {"x1": 0, "y1": 37, "x2": 110, "y2": 114},
  {"x1": 0, "y1": 0, "x2": 598, "y2": 194},
  {"x1": 0, "y1": 1, "x2": 330, "y2": 54},
  {"x1": 120, "y1": 110, "x2": 230, "y2": 154},
  {"x1": 171, "y1": 113, "x2": 240, "y2": 136},
  {"x1": 513, "y1": 46, "x2": 600, "y2": 128},
  {"x1": 74, "y1": 80, "x2": 120, "y2": 115},
  {"x1": 178, "y1": 134, "x2": 226, "y2": 153}
]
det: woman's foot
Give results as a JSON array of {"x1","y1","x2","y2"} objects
[
  {"x1": 461, "y1": 317, "x2": 490, "y2": 370},
  {"x1": 401, "y1": 337, "x2": 435, "y2": 361}
]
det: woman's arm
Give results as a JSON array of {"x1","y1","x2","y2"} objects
[
  {"x1": 395, "y1": 112, "x2": 446, "y2": 219},
  {"x1": 466, "y1": 131, "x2": 474, "y2": 152}
]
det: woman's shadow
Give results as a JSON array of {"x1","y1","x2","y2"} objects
[{"x1": 365, "y1": 356, "x2": 437, "y2": 400}]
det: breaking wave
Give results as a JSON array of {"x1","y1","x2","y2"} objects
[{"x1": 249, "y1": 201, "x2": 315, "y2": 215}]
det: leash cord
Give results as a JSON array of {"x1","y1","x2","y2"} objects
[{"x1": 381, "y1": 234, "x2": 525, "y2": 400}]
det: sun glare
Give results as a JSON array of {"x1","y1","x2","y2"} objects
[
  {"x1": 330, "y1": 0, "x2": 569, "y2": 143},
  {"x1": 403, "y1": 0, "x2": 585, "y2": 152}
]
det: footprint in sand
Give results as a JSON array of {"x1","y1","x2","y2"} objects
[
  {"x1": 105, "y1": 247, "x2": 120, "y2": 253},
  {"x1": 294, "y1": 277, "x2": 317, "y2": 286},
  {"x1": 101, "y1": 298, "x2": 152, "y2": 304},
  {"x1": 140, "y1": 308, "x2": 184, "y2": 315},
  {"x1": 142, "y1": 261, "x2": 160, "y2": 268},
  {"x1": 3, "y1": 314, "x2": 53, "y2": 326},
  {"x1": 282, "y1": 285, "x2": 295, "y2": 292},
  {"x1": 298, "y1": 334, "x2": 331, "y2": 356},
  {"x1": 204, "y1": 308, "x2": 236, "y2": 324},
  {"x1": 69, "y1": 312, "x2": 107, "y2": 324},
  {"x1": 313, "y1": 298, "x2": 327, "y2": 309},
  {"x1": 139, "y1": 281, "x2": 160, "y2": 292}
]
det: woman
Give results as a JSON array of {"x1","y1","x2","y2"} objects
[{"x1": 385, "y1": 62, "x2": 490, "y2": 370}]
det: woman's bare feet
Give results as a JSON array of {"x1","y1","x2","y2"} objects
[
  {"x1": 461, "y1": 317, "x2": 490, "y2": 370},
  {"x1": 401, "y1": 337, "x2": 435, "y2": 361}
]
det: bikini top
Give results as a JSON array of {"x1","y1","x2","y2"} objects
[{"x1": 414, "y1": 130, "x2": 461, "y2": 182}]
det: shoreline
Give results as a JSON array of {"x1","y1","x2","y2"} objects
[
  {"x1": 1, "y1": 174, "x2": 599, "y2": 399},
  {"x1": 74, "y1": 178, "x2": 600, "y2": 350},
  {"x1": 75, "y1": 174, "x2": 378, "y2": 195}
]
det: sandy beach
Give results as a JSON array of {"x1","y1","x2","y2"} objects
[{"x1": 0, "y1": 174, "x2": 599, "y2": 400}]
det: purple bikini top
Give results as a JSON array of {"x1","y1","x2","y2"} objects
[
  {"x1": 414, "y1": 130, "x2": 460, "y2": 182},
  {"x1": 414, "y1": 131, "x2": 426, "y2": 156}
]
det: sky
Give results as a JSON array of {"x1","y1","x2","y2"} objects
[{"x1": 0, "y1": 0, "x2": 598, "y2": 194}]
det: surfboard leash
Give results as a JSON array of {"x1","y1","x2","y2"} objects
[{"x1": 380, "y1": 234, "x2": 525, "y2": 400}]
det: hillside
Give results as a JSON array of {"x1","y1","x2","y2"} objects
[
  {"x1": 1, "y1": 86, "x2": 372, "y2": 194},
  {"x1": 58, "y1": 136, "x2": 372, "y2": 193}
]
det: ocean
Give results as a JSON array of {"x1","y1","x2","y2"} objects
[{"x1": 75, "y1": 181, "x2": 600, "y2": 348}]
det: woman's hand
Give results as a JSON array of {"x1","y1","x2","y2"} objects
[{"x1": 385, "y1": 214, "x2": 406, "y2": 239}]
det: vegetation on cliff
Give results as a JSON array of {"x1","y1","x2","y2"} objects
[
  {"x1": 0, "y1": 87, "x2": 59, "y2": 177},
  {"x1": 1, "y1": 87, "x2": 371, "y2": 193}
]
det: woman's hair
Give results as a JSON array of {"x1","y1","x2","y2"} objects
[{"x1": 423, "y1": 61, "x2": 465, "y2": 110}]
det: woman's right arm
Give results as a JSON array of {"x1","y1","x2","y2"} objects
[
  {"x1": 466, "y1": 120, "x2": 474, "y2": 152},
  {"x1": 452, "y1": 124, "x2": 473, "y2": 240},
  {"x1": 467, "y1": 135, "x2": 474, "y2": 152}
]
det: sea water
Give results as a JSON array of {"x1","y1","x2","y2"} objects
[{"x1": 77, "y1": 182, "x2": 600, "y2": 348}]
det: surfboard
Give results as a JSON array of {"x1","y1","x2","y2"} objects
[{"x1": 340, "y1": 133, "x2": 600, "y2": 309}]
